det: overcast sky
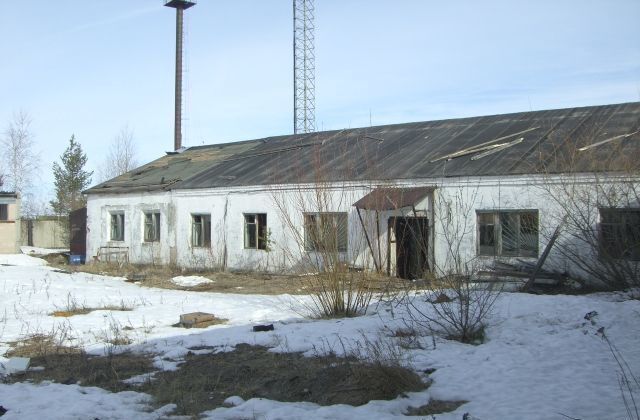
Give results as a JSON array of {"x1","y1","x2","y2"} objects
[{"x1": 1, "y1": 0, "x2": 639, "y2": 204}]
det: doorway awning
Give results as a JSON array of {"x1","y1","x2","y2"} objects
[{"x1": 353, "y1": 186, "x2": 435, "y2": 211}]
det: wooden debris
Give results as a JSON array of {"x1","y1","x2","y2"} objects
[
  {"x1": 523, "y1": 216, "x2": 567, "y2": 292},
  {"x1": 177, "y1": 312, "x2": 225, "y2": 329}
]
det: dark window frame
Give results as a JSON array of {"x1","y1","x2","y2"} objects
[
  {"x1": 110, "y1": 212, "x2": 125, "y2": 242},
  {"x1": 143, "y1": 211, "x2": 161, "y2": 243},
  {"x1": 476, "y1": 210, "x2": 539, "y2": 258},
  {"x1": 599, "y1": 208, "x2": 640, "y2": 261},
  {"x1": 191, "y1": 214, "x2": 211, "y2": 248},
  {"x1": 304, "y1": 212, "x2": 348, "y2": 253},
  {"x1": 0, "y1": 204, "x2": 8, "y2": 221},
  {"x1": 244, "y1": 213, "x2": 268, "y2": 250}
]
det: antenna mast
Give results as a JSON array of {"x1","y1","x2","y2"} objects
[{"x1": 293, "y1": 0, "x2": 316, "y2": 134}]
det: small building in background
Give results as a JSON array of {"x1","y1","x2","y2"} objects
[
  {"x1": 21, "y1": 216, "x2": 68, "y2": 249},
  {"x1": 0, "y1": 192, "x2": 21, "y2": 253}
]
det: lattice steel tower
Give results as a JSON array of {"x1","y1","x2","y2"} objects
[
  {"x1": 293, "y1": 0, "x2": 316, "y2": 134},
  {"x1": 165, "y1": 0, "x2": 196, "y2": 151}
]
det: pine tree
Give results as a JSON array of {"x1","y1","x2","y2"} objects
[{"x1": 50, "y1": 135, "x2": 93, "y2": 216}]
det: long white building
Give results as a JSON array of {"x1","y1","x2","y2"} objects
[{"x1": 84, "y1": 102, "x2": 640, "y2": 285}]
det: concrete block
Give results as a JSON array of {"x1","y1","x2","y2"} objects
[{"x1": 179, "y1": 312, "x2": 217, "y2": 328}]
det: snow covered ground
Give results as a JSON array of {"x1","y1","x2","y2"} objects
[
  {"x1": 19, "y1": 246, "x2": 69, "y2": 256},
  {"x1": 170, "y1": 275, "x2": 214, "y2": 287},
  {"x1": 0, "y1": 253, "x2": 639, "y2": 419}
]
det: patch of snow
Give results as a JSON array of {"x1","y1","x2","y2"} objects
[
  {"x1": 222, "y1": 395, "x2": 245, "y2": 407},
  {"x1": 122, "y1": 371, "x2": 158, "y2": 385},
  {"x1": 20, "y1": 246, "x2": 69, "y2": 256},
  {"x1": 171, "y1": 275, "x2": 214, "y2": 287},
  {"x1": 0, "y1": 254, "x2": 47, "y2": 266},
  {"x1": 0, "y1": 357, "x2": 30, "y2": 375},
  {"x1": 0, "y1": 382, "x2": 177, "y2": 419}
]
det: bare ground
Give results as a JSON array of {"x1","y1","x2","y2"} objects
[
  {"x1": 44, "y1": 255, "x2": 408, "y2": 295},
  {"x1": 9, "y1": 344, "x2": 428, "y2": 417}
]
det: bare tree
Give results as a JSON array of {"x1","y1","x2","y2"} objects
[
  {"x1": 538, "y1": 141, "x2": 640, "y2": 289},
  {"x1": 403, "y1": 186, "x2": 501, "y2": 344},
  {"x1": 1, "y1": 110, "x2": 40, "y2": 196},
  {"x1": 97, "y1": 125, "x2": 139, "y2": 183},
  {"x1": 270, "y1": 134, "x2": 385, "y2": 317}
]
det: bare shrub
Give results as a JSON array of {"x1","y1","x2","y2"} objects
[
  {"x1": 95, "y1": 316, "x2": 133, "y2": 351},
  {"x1": 404, "y1": 186, "x2": 501, "y2": 344},
  {"x1": 409, "y1": 275, "x2": 500, "y2": 344},
  {"x1": 537, "y1": 128, "x2": 640, "y2": 289},
  {"x1": 270, "y1": 135, "x2": 385, "y2": 317}
]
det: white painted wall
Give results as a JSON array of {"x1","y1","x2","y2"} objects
[
  {"x1": 86, "y1": 192, "x2": 175, "y2": 265},
  {"x1": 86, "y1": 174, "x2": 638, "y2": 280}
]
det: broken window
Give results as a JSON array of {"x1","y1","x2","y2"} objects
[
  {"x1": 600, "y1": 208, "x2": 640, "y2": 261},
  {"x1": 110, "y1": 212, "x2": 125, "y2": 241},
  {"x1": 0, "y1": 204, "x2": 8, "y2": 221},
  {"x1": 144, "y1": 211, "x2": 161, "y2": 242},
  {"x1": 477, "y1": 210, "x2": 538, "y2": 257},
  {"x1": 244, "y1": 213, "x2": 267, "y2": 250},
  {"x1": 192, "y1": 214, "x2": 211, "y2": 247},
  {"x1": 304, "y1": 212, "x2": 348, "y2": 252}
]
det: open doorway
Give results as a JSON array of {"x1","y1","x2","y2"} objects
[{"x1": 389, "y1": 217, "x2": 429, "y2": 279}]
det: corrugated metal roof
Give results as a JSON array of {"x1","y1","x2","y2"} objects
[
  {"x1": 85, "y1": 102, "x2": 640, "y2": 195},
  {"x1": 85, "y1": 140, "x2": 262, "y2": 194}
]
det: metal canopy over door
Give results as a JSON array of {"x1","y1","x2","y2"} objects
[{"x1": 354, "y1": 186, "x2": 434, "y2": 279}]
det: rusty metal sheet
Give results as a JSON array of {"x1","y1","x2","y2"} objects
[{"x1": 353, "y1": 187, "x2": 435, "y2": 210}]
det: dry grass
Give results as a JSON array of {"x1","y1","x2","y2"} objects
[
  {"x1": 6, "y1": 333, "x2": 81, "y2": 358},
  {"x1": 51, "y1": 309, "x2": 93, "y2": 317},
  {"x1": 8, "y1": 351, "x2": 154, "y2": 391},
  {"x1": 45, "y1": 258, "x2": 409, "y2": 296},
  {"x1": 51, "y1": 304, "x2": 134, "y2": 318},
  {"x1": 11, "y1": 343, "x2": 427, "y2": 417},
  {"x1": 142, "y1": 344, "x2": 426, "y2": 416}
]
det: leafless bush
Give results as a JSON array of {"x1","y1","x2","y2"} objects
[
  {"x1": 409, "y1": 275, "x2": 500, "y2": 344},
  {"x1": 405, "y1": 186, "x2": 501, "y2": 344},
  {"x1": 95, "y1": 315, "x2": 133, "y2": 353},
  {"x1": 270, "y1": 135, "x2": 384, "y2": 317},
  {"x1": 537, "y1": 128, "x2": 640, "y2": 290}
]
